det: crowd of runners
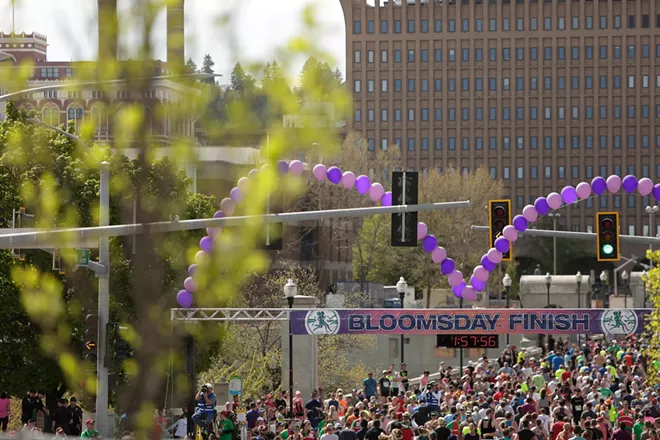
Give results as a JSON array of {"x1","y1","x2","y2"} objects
[{"x1": 232, "y1": 335, "x2": 657, "y2": 440}]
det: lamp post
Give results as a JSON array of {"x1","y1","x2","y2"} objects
[
  {"x1": 576, "y1": 272, "x2": 583, "y2": 309},
  {"x1": 548, "y1": 213, "x2": 561, "y2": 275},
  {"x1": 575, "y1": 271, "x2": 583, "y2": 347},
  {"x1": 646, "y1": 205, "x2": 659, "y2": 267},
  {"x1": 600, "y1": 271, "x2": 608, "y2": 307},
  {"x1": 621, "y1": 270, "x2": 629, "y2": 307},
  {"x1": 502, "y1": 274, "x2": 512, "y2": 344},
  {"x1": 642, "y1": 270, "x2": 648, "y2": 306},
  {"x1": 284, "y1": 278, "x2": 297, "y2": 417},
  {"x1": 396, "y1": 277, "x2": 407, "y2": 365},
  {"x1": 545, "y1": 272, "x2": 552, "y2": 307}
]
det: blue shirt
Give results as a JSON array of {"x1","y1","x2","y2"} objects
[
  {"x1": 363, "y1": 378, "x2": 377, "y2": 397},
  {"x1": 246, "y1": 409, "x2": 259, "y2": 429},
  {"x1": 552, "y1": 356, "x2": 563, "y2": 371}
]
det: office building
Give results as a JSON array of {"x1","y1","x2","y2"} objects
[{"x1": 340, "y1": 0, "x2": 660, "y2": 262}]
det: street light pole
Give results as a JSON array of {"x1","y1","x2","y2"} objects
[
  {"x1": 459, "y1": 296, "x2": 464, "y2": 374},
  {"x1": 284, "y1": 279, "x2": 297, "y2": 418},
  {"x1": 548, "y1": 213, "x2": 561, "y2": 275},
  {"x1": 621, "y1": 270, "x2": 629, "y2": 307},
  {"x1": 646, "y1": 205, "x2": 659, "y2": 267},
  {"x1": 96, "y1": 161, "x2": 110, "y2": 437},
  {"x1": 575, "y1": 271, "x2": 583, "y2": 347},
  {"x1": 642, "y1": 270, "x2": 648, "y2": 306},
  {"x1": 600, "y1": 271, "x2": 608, "y2": 307},
  {"x1": 502, "y1": 274, "x2": 512, "y2": 345},
  {"x1": 545, "y1": 273, "x2": 552, "y2": 307},
  {"x1": 396, "y1": 277, "x2": 408, "y2": 366}
]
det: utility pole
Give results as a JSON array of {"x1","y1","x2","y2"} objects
[{"x1": 96, "y1": 162, "x2": 110, "y2": 437}]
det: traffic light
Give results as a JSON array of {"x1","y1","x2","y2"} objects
[
  {"x1": 83, "y1": 312, "x2": 98, "y2": 364},
  {"x1": 597, "y1": 212, "x2": 620, "y2": 262},
  {"x1": 488, "y1": 200, "x2": 512, "y2": 261},
  {"x1": 391, "y1": 171, "x2": 419, "y2": 247},
  {"x1": 113, "y1": 324, "x2": 133, "y2": 363}
]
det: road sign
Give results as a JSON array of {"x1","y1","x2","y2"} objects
[
  {"x1": 391, "y1": 171, "x2": 419, "y2": 247},
  {"x1": 76, "y1": 248, "x2": 90, "y2": 265},
  {"x1": 229, "y1": 375, "x2": 242, "y2": 395}
]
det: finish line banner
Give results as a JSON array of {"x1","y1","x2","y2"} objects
[{"x1": 290, "y1": 309, "x2": 652, "y2": 336}]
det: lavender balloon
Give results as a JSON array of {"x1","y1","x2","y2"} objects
[
  {"x1": 494, "y1": 237, "x2": 510, "y2": 253},
  {"x1": 440, "y1": 258, "x2": 455, "y2": 275},
  {"x1": 355, "y1": 175, "x2": 371, "y2": 194},
  {"x1": 452, "y1": 282, "x2": 466, "y2": 298},
  {"x1": 422, "y1": 235, "x2": 438, "y2": 253},
  {"x1": 622, "y1": 175, "x2": 638, "y2": 194},
  {"x1": 381, "y1": 191, "x2": 393, "y2": 206},
  {"x1": 470, "y1": 275, "x2": 486, "y2": 292},
  {"x1": 591, "y1": 176, "x2": 607, "y2": 195},
  {"x1": 277, "y1": 160, "x2": 289, "y2": 175},
  {"x1": 575, "y1": 182, "x2": 592, "y2": 200},
  {"x1": 481, "y1": 255, "x2": 497, "y2": 271},
  {"x1": 230, "y1": 187, "x2": 243, "y2": 203},
  {"x1": 183, "y1": 276, "x2": 198, "y2": 293},
  {"x1": 188, "y1": 264, "x2": 198, "y2": 276},
  {"x1": 341, "y1": 171, "x2": 356, "y2": 189},
  {"x1": 638, "y1": 178, "x2": 654, "y2": 196},
  {"x1": 177, "y1": 290, "x2": 193, "y2": 308},
  {"x1": 606, "y1": 175, "x2": 622, "y2": 193},
  {"x1": 327, "y1": 166, "x2": 342, "y2": 184},
  {"x1": 312, "y1": 164, "x2": 327, "y2": 181},
  {"x1": 448, "y1": 270, "x2": 463, "y2": 287},
  {"x1": 213, "y1": 210, "x2": 225, "y2": 219},
  {"x1": 462, "y1": 286, "x2": 478, "y2": 302},
  {"x1": 200, "y1": 236, "x2": 213, "y2": 253},
  {"x1": 534, "y1": 197, "x2": 550, "y2": 216},
  {"x1": 561, "y1": 186, "x2": 578, "y2": 205},
  {"x1": 512, "y1": 215, "x2": 529, "y2": 232},
  {"x1": 417, "y1": 222, "x2": 428, "y2": 240},
  {"x1": 288, "y1": 160, "x2": 304, "y2": 176}
]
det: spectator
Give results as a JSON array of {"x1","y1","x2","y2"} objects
[
  {"x1": 81, "y1": 419, "x2": 100, "y2": 440},
  {"x1": 0, "y1": 392, "x2": 10, "y2": 433}
]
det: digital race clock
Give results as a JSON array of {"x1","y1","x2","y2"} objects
[{"x1": 436, "y1": 334, "x2": 499, "y2": 348}]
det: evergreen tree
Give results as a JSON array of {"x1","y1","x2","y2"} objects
[
  {"x1": 185, "y1": 57, "x2": 198, "y2": 73},
  {"x1": 229, "y1": 62, "x2": 256, "y2": 93},
  {"x1": 201, "y1": 54, "x2": 215, "y2": 83}
]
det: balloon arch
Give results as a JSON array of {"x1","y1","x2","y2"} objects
[{"x1": 176, "y1": 163, "x2": 654, "y2": 308}]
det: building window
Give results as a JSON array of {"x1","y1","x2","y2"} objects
[
  {"x1": 381, "y1": 20, "x2": 388, "y2": 33},
  {"x1": 367, "y1": 20, "x2": 374, "y2": 33},
  {"x1": 42, "y1": 105, "x2": 59, "y2": 126},
  {"x1": 408, "y1": 19, "x2": 415, "y2": 33},
  {"x1": 354, "y1": 21, "x2": 361, "y2": 34}
]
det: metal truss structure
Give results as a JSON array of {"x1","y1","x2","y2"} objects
[{"x1": 170, "y1": 308, "x2": 295, "y2": 322}]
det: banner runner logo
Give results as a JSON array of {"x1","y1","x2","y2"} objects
[
  {"x1": 304, "y1": 310, "x2": 340, "y2": 335},
  {"x1": 600, "y1": 309, "x2": 638, "y2": 335}
]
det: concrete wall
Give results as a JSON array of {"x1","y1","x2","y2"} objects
[{"x1": 519, "y1": 275, "x2": 592, "y2": 308}]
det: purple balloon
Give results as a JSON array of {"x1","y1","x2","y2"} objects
[
  {"x1": 591, "y1": 176, "x2": 607, "y2": 195},
  {"x1": 534, "y1": 197, "x2": 550, "y2": 216},
  {"x1": 230, "y1": 187, "x2": 243, "y2": 203},
  {"x1": 440, "y1": 258, "x2": 455, "y2": 275},
  {"x1": 622, "y1": 175, "x2": 638, "y2": 194},
  {"x1": 512, "y1": 215, "x2": 529, "y2": 232},
  {"x1": 381, "y1": 191, "x2": 392, "y2": 206},
  {"x1": 561, "y1": 186, "x2": 578, "y2": 205},
  {"x1": 327, "y1": 166, "x2": 342, "y2": 184},
  {"x1": 494, "y1": 236, "x2": 510, "y2": 253},
  {"x1": 213, "y1": 210, "x2": 225, "y2": 219},
  {"x1": 653, "y1": 184, "x2": 660, "y2": 201},
  {"x1": 200, "y1": 236, "x2": 213, "y2": 253},
  {"x1": 188, "y1": 264, "x2": 197, "y2": 276},
  {"x1": 481, "y1": 255, "x2": 497, "y2": 271},
  {"x1": 470, "y1": 275, "x2": 486, "y2": 292},
  {"x1": 177, "y1": 290, "x2": 193, "y2": 308},
  {"x1": 452, "y1": 282, "x2": 466, "y2": 298},
  {"x1": 355, "y1": 175, "x2": 371, "y2": 195},
  {"x1": 422, "y1": 235, "x2": 438, "y2": 253},
  {"x1": 277, "y1": 160, "x2": 289, "y2": 175}
]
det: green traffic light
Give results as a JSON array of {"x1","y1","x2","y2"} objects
[{"x1": 602, "y1": 244, "x2": 614, "y2": 255}]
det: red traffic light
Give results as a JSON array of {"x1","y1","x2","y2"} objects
[
  {"x1": 494, "y1": 206, "x2": 506, "y2": 217},
  {"x1": 601, "y1": 219, "x2": 613, "y2": 229}
]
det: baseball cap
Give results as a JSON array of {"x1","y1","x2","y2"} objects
[{"x1": 85, "y1": 419, "x2": 95, "y2": 425}]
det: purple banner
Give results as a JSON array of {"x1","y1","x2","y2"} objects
[{"x1": 290, "y1": 309, "x2": 651, "y2": 336}]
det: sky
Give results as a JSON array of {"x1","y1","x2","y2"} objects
[{"x1": 0, "y1": 0, "x2": 347, "y2": 85}]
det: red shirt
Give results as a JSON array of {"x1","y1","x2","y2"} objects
[
  {"x1": 561, "y1": 370, "x2": 571, "y2": 382},
  {"x1": 551, "y1": 421, "x2": 565, "y2": 440},
  {"x1": 402, "y1": 428, "x2": 414, "y2": 440}
]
